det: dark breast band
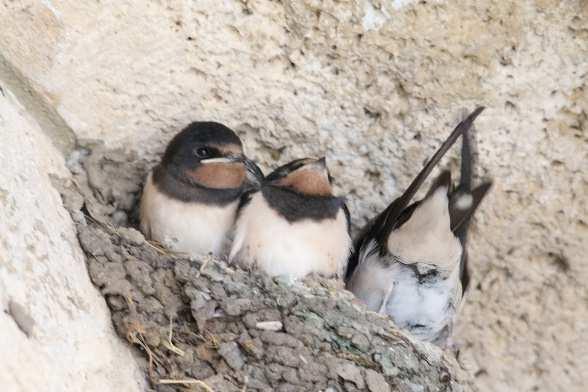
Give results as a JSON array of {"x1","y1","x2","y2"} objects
[
  {"x1": 261, "y1": 185, "x2": 345, "y2": 223},
  {"x1": 152, "y1": 165, "x2": 243, "y2": 206}
]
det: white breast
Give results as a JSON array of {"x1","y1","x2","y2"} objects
[
  {"x1": 229, "y1": 192, "x2": 351, "y2": 279},
  {"x1": 140, "y1": 173, "x2": 238, "y2": 257},
  {"x1": 385, "y1": 262, "x2": 461, "y2": 342},
  {"x1": 348, "y1": 249, "x2": 462, "y2": 343}
]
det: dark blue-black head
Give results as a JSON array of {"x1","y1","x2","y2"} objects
[
  {"x1": 159, "y1": 122, "x2": 262, "y2": 190},
  {"x1": 162, "y1": 122, "x2": 242, "y2": 167}
]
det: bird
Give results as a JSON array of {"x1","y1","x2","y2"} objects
[
  {"x1": 229, "y1": 157, "x2": 352, "y2": 280},
  {"x1": 345, "y1": 107, "x2": 492, "y2": 346},
  {"x1": 139, "y1": 121, "x2": 263, "y2": 257}
]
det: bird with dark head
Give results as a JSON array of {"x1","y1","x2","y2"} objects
[
  {"x1": 140, "y1": 121, "x2": 263, "y2": 257},
  {"x1": 229, "y1": 157, "x2": 352, "y2": 279},
  {"x1": 345, "y1": 107, "x2": 492, "y2": 346}
]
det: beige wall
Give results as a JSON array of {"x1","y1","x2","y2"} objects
[
  {"x1": 1, "y1": 1, "x2": 586, "y2": 391},
  {"x1": 0, "y1": 86, "x2": 145, "y2": 391}
]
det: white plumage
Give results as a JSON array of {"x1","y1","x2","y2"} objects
[
  {"x1": 140, "y1": 173, "x2": 238, "y2": 257},
  {"x1": 348, "y1": 187, "x2": 463, "y2": 343},
  {"x1": 229, "y1": 192, "x2": 351, "y2": 279}
]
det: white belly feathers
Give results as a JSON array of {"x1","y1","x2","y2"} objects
[
  {"x1": 229, "y1": 193, "x2": 351, "y2": 279},
  {"x1": 140, "y1": 173, "x2": 238, "y2": 257},
  {"x1": 348, "y1": 250, "x2": 462, "y2": 343},
  {"x1": 383, "y1": 262, "x2": 460, "y2": 341}
]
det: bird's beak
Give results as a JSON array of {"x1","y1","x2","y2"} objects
[
  {"x1": 303, "y1": 156, "x2": 327, "y2": 171},
  {"x1": 243, "y1": 157, "x2": 264, "y2": 189}
]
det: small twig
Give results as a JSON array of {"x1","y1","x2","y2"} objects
[
  {"x1": 378, "y1": 282, "x2": 395, "y2": 314},
  {"x1": 194, "y1": 333, "x2": 208, "y2": 342},
  {"x1": 241, "y1": 374, "x2": 249, "y2": 392},
  {"x1": 206, "y1": 332, "x2": 220, "y2": 349},
  {"x1": 127, "y1": 325, "x2": 165, "y2": 370},
  {"x1": 199, "y1": 260, "x2": 210, "y2": 273},
  {"x1": 82, "y1": 207, "x2": 189, "y2": 259},
  {"x1": 82, "y1": 210, "x2": 112, "y2": 232},
  {"x1": 158, "y1": 379, "x2": 215, "y2": 392},
  {"x1": 129, "y1": 332, "x2": 160, "y2": 381},
  {"x1": 145, "y1": 239, "x2": 189, "y2": 258},
  {"x1": 165, "y1": 316, "x2": 185, "y2": 356},
  {"x1": 145, "y1": 240, "x2": 171, "y2": 255},
  {"x1": 199, "y1": 256, "x2": 212, "y2": 274}
]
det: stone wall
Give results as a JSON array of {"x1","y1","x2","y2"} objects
[{"x1": 1, "y1": 1, "x2": 586, "y2": 391}]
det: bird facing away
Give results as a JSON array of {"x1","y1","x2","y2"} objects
[
  {"x1": 229, "y1": 157, "x2": 352, "y2": 280},
  {"x1": 140, "y1": 122, "x2": 263, "y2": 257},
  {"x1": 346, "y1": 108, "x2": 492, "y2": 346}
]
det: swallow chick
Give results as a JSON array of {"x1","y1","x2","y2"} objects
[
  {"x1": 346, "y1": 107, "x2": 492, "y2": 346},
  {"x1": 140, "y1": 122, "x2": 262, "y2": 257},
  {"x1": 229, "y1": 157, "x2": 352, "y2": 280}
]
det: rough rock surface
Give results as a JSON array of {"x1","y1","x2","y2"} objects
[
  {"x1": 58, "y1": 147, "x2": 471, "y2": 392},
  {"x1": 0, "y1": 87, "x2": 145, "y2": 391},
  {"x1": 1, "y1": 1, "x2": 587, "y2": 391}
]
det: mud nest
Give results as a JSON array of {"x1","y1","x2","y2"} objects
[{"x1": 57, "y1": 146, "x2": 471, "y2": 392}]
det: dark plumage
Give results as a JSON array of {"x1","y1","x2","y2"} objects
[
  {"x1": 161, "y1": 121, "x2": 243, "y2": 167},
  {"x1": 346, "y1": 107, "x2": 492, "y2": 346},
  {"x1": 345, "y1": 107, "x2": 487, "y2": 280}
]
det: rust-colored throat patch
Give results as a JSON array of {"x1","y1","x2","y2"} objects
[
  {"x1": 275, "y1": 167, "x2": 333, "y2": 196},
  {"x1": 185, "y1": 162, "x2": 246, "y2": 189}
]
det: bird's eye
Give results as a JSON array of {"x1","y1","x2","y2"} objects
[{"x1": 194, "y1": 147, "x2": 210, "y2": 158}]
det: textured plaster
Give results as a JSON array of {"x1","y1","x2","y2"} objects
[{"x1": 0, "y1": 86, "x2": 145, "y2": 391}]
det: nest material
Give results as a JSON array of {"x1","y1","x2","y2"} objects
[{"x1": 57, "y1": 146, "x2": 471, "y2": 392}]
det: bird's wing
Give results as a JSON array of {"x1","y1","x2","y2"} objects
[
  {"x1": 374, "y1": 107, "x2": 485, "y2": 246},
  {"x1": 345, "y1": 107, "x2": 485, "y2": 282},
  {"x1": 342, "y1": 201, "x2": 352, "y2": 235},
  {"x1": 448, "y1": 118, "x2": 493, "y2": 293},
  {"x1": 450, "y1": 181, "x2": 492, "y2": 292},
  {"x1": 450, "y1": 182, "x2": 493, "y2": 239},
  {"x1": 243, "y1": 158, "x2": 265, "y2": 192}
]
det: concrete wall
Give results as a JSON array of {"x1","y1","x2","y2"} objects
[
  {"x1": 0, "y1": 86, "x2": 145, "y2": 390},
  {"x1": 1, "y1": 1, "x2": 586, "y2": 391}
]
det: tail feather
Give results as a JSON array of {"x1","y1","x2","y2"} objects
[
  {"x1": 453, "y1": 182, "x2": 492, "y2": 294},
  {"x1": 448, "y1": 115, "x2": 493, "y2": 294},
  {"x1": 459, "y1": 116, "x2": 473, "y2": 192},
  {"x1": 345, "y1": 107, "x2": 485, "y2": 282},
  {"x1": 374, "y1": 107, "x2": 485, "y2": 246}
]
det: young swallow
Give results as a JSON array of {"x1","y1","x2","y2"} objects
[
  {"x1": 139, "y1": 122, "x2": 262, "y2": 257},
  {"x1": 345, "y1": 107, "x2": 492, "y2": 346},
  {"x1": 229, "y1": 157, "x2": 352, "y2": 280}
]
